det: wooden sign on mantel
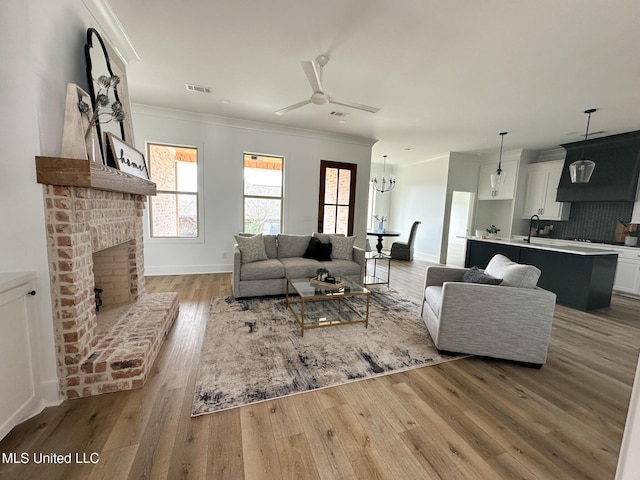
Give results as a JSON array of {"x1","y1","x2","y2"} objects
[{"x1": 60, "y1": 83, "x2": 99, "y2": 162}]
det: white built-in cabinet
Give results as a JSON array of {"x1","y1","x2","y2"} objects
[
  {"x1": 611, "y1": 247, "x2": 640, "y2": 295},
  {"x1": 477, "y1": 158, "x2": 518, "y2": 200},
  {"x1": 0, "y1": 273, "x2": 40, "y2": 440},
  {"x1": 522, "y1": 160, "x2": 570, "y2": 220},
  {"x1": 632, "y1": 174, "x2": 640, "y2": 224}
]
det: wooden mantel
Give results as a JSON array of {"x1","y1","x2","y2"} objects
[{"x1": 36, "y1": 157, "x2": 156, "y2": 196}]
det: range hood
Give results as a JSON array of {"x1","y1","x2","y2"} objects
[{"x1": 556, "y1": 130, "x2": 640, "y2": 202}]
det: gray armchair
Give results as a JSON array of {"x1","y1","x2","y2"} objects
[
  {"x1": 390, "y1": 221, "x2": 421, "y2": 260},
  {"x1": 420, "y1": 254, "x2": 557, "y2": 367}
]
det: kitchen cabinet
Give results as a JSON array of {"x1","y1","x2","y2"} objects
[
  {"x1": 522, "y1": 160, "x2": 570, "y2": 220},
  {"x1": 632, "y1": 174, "x2": 640, "y2": 224},
  {"x1": 0, "y1": 273, "x2": 39, "y2": 440},
  {"x1": 477, "y1": 158, "x2": 518, "y2": 200},
  {"x1": 465, "y1": 239, "x2": 618, "y2": 310},
  {"x1": 610, "y1": 247, "x2": 640, "y2": 296}
]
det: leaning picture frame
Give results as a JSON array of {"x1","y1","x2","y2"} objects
[{"x1": 106, "y1": 133, "x2": 149, "y2": 180}]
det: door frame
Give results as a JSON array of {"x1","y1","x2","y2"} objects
[{"x1": 318, "y1": 160, "x2": 357, "y2": 236}]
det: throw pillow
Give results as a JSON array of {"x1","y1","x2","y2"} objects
[
  {"x1": 303, "y1": 236, "x2": 333, "y2": 261},
  {"x1": 484, "y1": 254, "x2": 541, "y2": 288},
  {"x1": 234, "y1": 233, "x2": 268, "y2": 264},
  {"x1": 462, "y1": 266, "x2": 502, "y2": 285},
  {"x1": 330, "y1": 235, "x2": 356, "y2": 260}
]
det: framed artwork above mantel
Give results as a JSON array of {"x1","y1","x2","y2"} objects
[{"x1": 85, "y1": 27, "x2": 135, "y2": 165}]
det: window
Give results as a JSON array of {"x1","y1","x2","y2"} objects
[
  {"x1": 243, "y1": 153, "x2": 283, "y2": 234},
  {"x1": 147, "y1": 143, "x2": 199, "y2": 238}
]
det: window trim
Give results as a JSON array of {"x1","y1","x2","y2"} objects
[
  {"x1": 146, "y1": 141, "x2": 203, "y2": 242},
  {"x1": 242, "y1": 152, "x2": 285, "y2": 235}
]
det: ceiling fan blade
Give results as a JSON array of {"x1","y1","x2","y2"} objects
[
  {"x1": 274, "y1": 99, "x2": 312, "y2": 115},
  {"x1": 300, "y1": 60, "x2": 323, "y2": 93},
  {"x1": 329, "y1": 97, "x2": 380, "y2": 113}
]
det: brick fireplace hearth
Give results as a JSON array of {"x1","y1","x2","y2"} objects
[{"x1": 43, "y1": 184, "x2": 178, "y2": 399}]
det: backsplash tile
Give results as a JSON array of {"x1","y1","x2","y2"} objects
[{"x1": 550, "y1": 202, "x2": 634, "y2": 241}]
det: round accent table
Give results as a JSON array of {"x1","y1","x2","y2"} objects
[{"x1": 366, "y1": 230, "x2": 400, "y2": 255}]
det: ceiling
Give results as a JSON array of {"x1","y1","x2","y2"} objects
[{"x1": 106, "y1": 0, "x2": 640, "y2": 165}]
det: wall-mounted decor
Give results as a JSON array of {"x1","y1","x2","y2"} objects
[
  {"x1": 106, "y1": 133, "x2": 149, "y2": 180},
  {"x1": 85, "y1": 28, "x2": 135, "y2": 165}
]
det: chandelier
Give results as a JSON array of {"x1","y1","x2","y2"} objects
[{"x1": 371, "y1": 155, "x2": 396, "y2": 193}]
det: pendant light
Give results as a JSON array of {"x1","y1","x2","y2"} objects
[
  {"x1": 569, "y1": 108, "x2": 597, "y2": 183},
  {"x1": 371, "y1": 155, "x2": 396, "y2": 193},
  {"x1": 490, "y1": 132, "x2": 508, "y2": 196}
]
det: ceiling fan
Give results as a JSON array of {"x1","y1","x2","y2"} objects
[{"x1": 274, "y1": 54, "x2": 380, "y2": 116}]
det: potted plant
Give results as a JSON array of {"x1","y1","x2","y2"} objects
[
  {"x1": 486, "y1": 225, "x2": 500, "y2": 239},
  {"x1": 316, "y1": 268, "x2": 330, "y2": 281}
]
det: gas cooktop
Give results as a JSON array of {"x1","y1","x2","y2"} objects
[{"x1": 559, "y1": 237, "x2": 625, "y2": 246}]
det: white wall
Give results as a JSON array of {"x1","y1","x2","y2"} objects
[
  {"x1": 0, "y1": 0, "x2": 100, "y2": 414},
  {"x1": 131, "y1": 105, "x2": 376, "y2": 275},
  {"x1": 390, "y1": 155, "x2": 450, "y2": 263}
]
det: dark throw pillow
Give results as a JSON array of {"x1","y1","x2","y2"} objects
[
  {"x1": 303, "y1": 236, "x2": 333, "y2": 261},
  {"x1": 462, "y1": 266, "x2": 503, "y2": 285}
]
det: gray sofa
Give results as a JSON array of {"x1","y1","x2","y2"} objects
[
  {"x1": 233, "y1": 232, "x2": 365, "y2": 298},
  {"x1": 421, "y1": 254, "x2": 557, "y2": 367}
]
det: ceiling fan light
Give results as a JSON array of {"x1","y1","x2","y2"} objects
[
  {"x1": 311, "y1": 92, "x2": 328, "y2": 105},
  {"x1": 569, "y1": 159, "x2": 596, "y2": 183}
]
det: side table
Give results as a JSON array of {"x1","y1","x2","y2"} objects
[{"x1": 364, "y1": 252, "x2": 391, "y2": 286}]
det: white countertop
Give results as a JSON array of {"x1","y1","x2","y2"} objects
[
  {"x1": 0, "y1": 272, "x2": 37, "y2": 294},
  {"x1": 464, "y1": 236, "x2": 619, "y2": 256}
]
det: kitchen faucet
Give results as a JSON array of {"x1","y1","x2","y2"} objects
[{"x1": 524, "y1": 215, "x2": 540, "y2": 243}]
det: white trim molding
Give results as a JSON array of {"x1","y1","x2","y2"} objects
[{"x1": 82, "y1": 0, "x2": 140, "y2": 64}]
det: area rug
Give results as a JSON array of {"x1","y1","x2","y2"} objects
[{"x1": 192, "y1": 286, "x2": 465, "y2": 416}]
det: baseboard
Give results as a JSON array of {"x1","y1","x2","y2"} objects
[
  {"x1": 144, "y1": 264, "x2": 233, "y2": 276},
  {"x1": 40, "y1": 378, "x2": 62, "y2": 406}
]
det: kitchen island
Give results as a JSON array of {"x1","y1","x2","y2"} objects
[{"x1": 464, "y1": 237, "x2": 619, "y2": 311}]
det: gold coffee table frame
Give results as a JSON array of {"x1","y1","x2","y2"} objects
[{"x1": 285, "y1": 276, "x2": 370, "y2": 337}]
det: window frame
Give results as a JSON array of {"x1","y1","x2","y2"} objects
[
  {"x1": 242, "y1": 152, "x2": 285, "y2": 235},
  {"x1": 146, "y1": 141, "x2": 203, "y2": 243}
]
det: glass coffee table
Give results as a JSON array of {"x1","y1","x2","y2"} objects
[{"x1": 285, "y1": 276, "x2": 370, "y2": 336}]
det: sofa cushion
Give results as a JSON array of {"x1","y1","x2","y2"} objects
[
  {"x1": 240, "y1": 259, "x2": 285, "y2": 281},
  {"x1": 279, "y1": 257, "x2": 323, "y2": 278},
  {"x1": 234, "y1": 233, "x2": 268, "y2": 263},
  {"x1": 319, "y1": 259, "x2": 361, "y2": 277},
  {"x1": 303, "y1": 236, "x2": 333, "y2": 261},
  {"x1": 278, "y1": 234, "x2": 311, "y2": 258},
  {"x1": 484, "y1": 254, "x2": 540, "y2": 288},
  {"x1": 424, "y1": 286, "x2": 443, "y2": 317},
  {"x1": 330, "y1": 235, "x2": 356, "y2": 260},
  {"x1": 462, "y1": 266, "x2": 502, "y2": 285},
  {"x1": 263, "y1": 235, "x2": 278, "y2": 258}
]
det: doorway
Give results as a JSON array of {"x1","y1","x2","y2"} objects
[
  {"x1": 318, "y1": 160, "x2": 357, "y2": 235},
  {"x1": 446, "y1": 191, "x2": 474, "y2": 266}
]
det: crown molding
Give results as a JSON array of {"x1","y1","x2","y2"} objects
[{"x1": 82, "y1": 0, "x2": 140, "y2": 64}]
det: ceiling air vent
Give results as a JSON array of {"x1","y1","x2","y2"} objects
[
  {"x1": 330, "y1": 111, "x2": 349, "y2": 117},
  {"x1": 185, "y1": 83, "x2": 212, "y2": 94}
]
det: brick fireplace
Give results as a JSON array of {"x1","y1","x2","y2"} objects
[{"x1": 43, "y1": 183, "x2": 179, "y2": 399}]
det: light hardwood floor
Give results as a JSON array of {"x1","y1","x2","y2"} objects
[{"x1": 1, "y1": 260, "x2": 639, "y2": 479}]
